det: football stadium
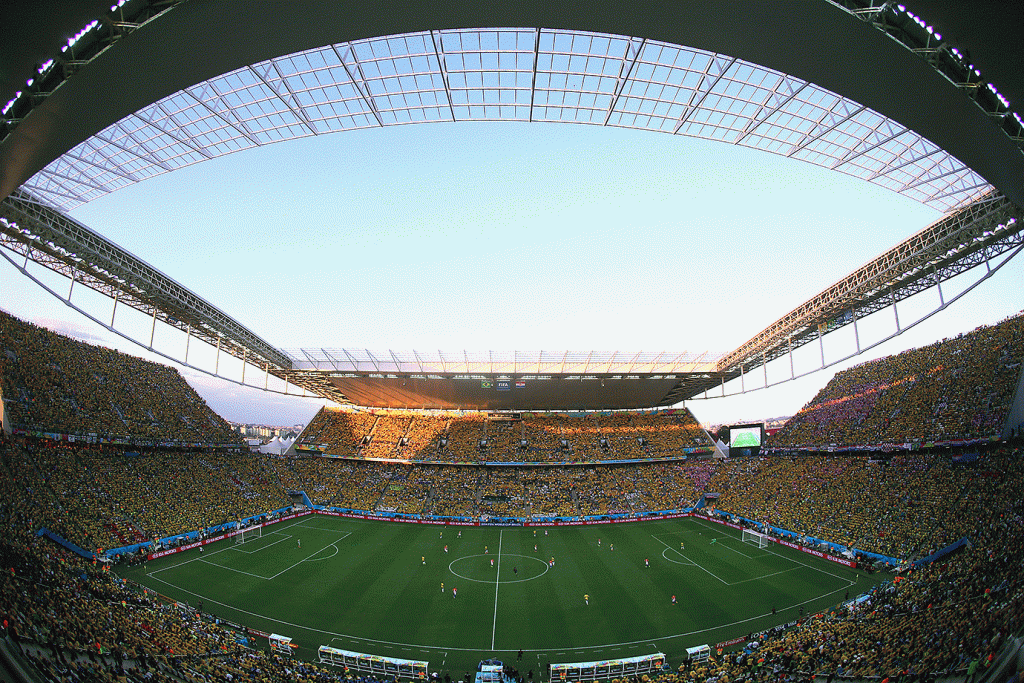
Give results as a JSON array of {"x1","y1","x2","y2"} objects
[{"x1": 1, "y1": 2, "x2": 1024, "y2": 683}]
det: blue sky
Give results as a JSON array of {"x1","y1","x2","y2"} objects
[{"x1": 2, "y1": 120, "x2": 1022, "y2": 427}]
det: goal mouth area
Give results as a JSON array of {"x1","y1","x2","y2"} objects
[
  {"x1": 741, "y1": 528, "x2": 770, "y2": 549},
  {"x1": 236, "y1": 526, "x2": 263, "y2": 544}
]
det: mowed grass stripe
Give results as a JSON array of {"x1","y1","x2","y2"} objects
[{"x1": 125, "y1": 516, "x2": 872, "y2": 675}]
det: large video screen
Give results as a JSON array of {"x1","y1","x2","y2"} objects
[{"x1": 729, "y1": 424, "x2": 763, "y2": 449}]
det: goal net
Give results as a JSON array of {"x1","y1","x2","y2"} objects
[
  {"x1": 235, "y1": 525, "x2": 262, "y2": 544},
  {"x1": 741, "y1": 528, "x2": 769, "y2": 549}
]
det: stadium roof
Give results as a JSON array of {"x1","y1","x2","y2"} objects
[
  {"x1": 281, "y1": 350, "x2": 725, "y2": 410},
  {"x1": 1, "y1": 1, "x2": 1022, "y2": 410}
]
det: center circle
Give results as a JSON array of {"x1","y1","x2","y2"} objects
[{"x1": 448, "y1": 553, "x2": 550, "y2": 584}]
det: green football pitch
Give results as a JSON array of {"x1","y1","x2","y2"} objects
[{"x1": 121, "y1": 515, "x2": 877, "y2": 676}]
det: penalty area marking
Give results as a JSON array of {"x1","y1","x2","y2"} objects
[
  {"x1": 689, "y1": 518, "x2": 857, "y2": 586},
  {"x1": 660, "y1": 548, "x2": 696, "y2": 566},
  {"x1": 651, "y1": 533, "x2": 802, "y2": 586},
  {"x1": 448, "y1": 553, "x2": 549, "y2": 584},
  {"x1": 268, "y1": 532, "x2": 351, "y2": 579},
  {"x1": 292, "y1": 523, "x2": 357, "y2": 533},
  {"x1": 231, "y1": 532, "x2": 292, "y2": 555},
  {"x1": 183, "y1": 532, "x2": 351, "y2": 580},
  {"x1": 650, "y1": 535, "x2": 729, "y2": 585},
  {"x1": 305, "y1": 544, "x2": 340, "y2": 562},
  {"x1": 147, "y1": 516, "x2": 313, "y2": 576}
]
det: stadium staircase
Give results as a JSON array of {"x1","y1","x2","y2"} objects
[{"x1": 369, "y1": 477, "x2": 391, "y2": 512}]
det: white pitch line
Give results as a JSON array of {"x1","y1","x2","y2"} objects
[
  {"x1": 231, "y1": 532, "x2": 292, "y2": 554},
  {"x1": 650, "y1": 535, "x2": 729, "y2": 585},
  {"x1": 148, "y1": 537, "x2": 238, "y2": 575},
  {"x1": 728, "y1": 566, "x2": 800, "y2": 585},
  {"x1": 689, "y1": 518, "x2": 856, "y2": 585},
  {"x1": 491, "y1": 528, "x2": 504, "y2": 650},
  {"x1": 196, "y1": 559, "x2": 272, "y2": 581},
  {"x1": 268, "y1": 532, "x2": 351, "y2": 580},
  {"x1": 294, "y1": 524, "x2": 356, "y2": 533},
  {"x1": 716, "y1": 539, "x2": 755, "y2": 559}
]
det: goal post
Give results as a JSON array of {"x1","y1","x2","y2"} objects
[
  {"x1": 235, "y1": 525, "x2": 262, "y2": 544},
  {"x1": 741, "y1": 528, "x2": 769, "y2": 549}
]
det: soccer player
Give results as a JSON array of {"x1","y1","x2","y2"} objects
[
  {"x1": 440, "y1": 531, "x2": 443, "y2": 538},
  {"x1": 490, "y1": 559, "x2": 494, "y2": 567},
  {"x1": 441, "y1": 582, "x2": 445, "y2": 593},
  {"x1": 485, "y1": 545, "x2": 489, "y2": 554},
  {"x1": 597, "y1": 538, "x2": 601, "y2": 546},
  {"x1": 458, "y1": 530, "x2": 461, "y2": 538},
  {"x1": 610, "y1": 543, "x2": 613, "y2": 551},
  {"x1": 444, "y1": 545, "x2": 449, "y2": 553},
  {"x1": 534, "y1": 544, "x2": 538, "y2": 552},
  {"x1": 671, "y1": 595, "x2": 676, "y2": 605},
  {"x1": 297, "y1": 539, "x2": 301, "y2": 549},
  {"x1": 584, "y1": 594, "x2": 589, "y2": 605},
  {"x1": 453, "y1": 587, "x2": 457, "y2": 598},
  {"x1": 645, "y1": 558, "x2": 649, "y2": 568},
  {"x1": 544, "y1": 530, "x2": 548, "y2": 536},
  {"x1": 533, "y1": 530, "x2": 537, "y2": 537},
  {"x1": 513, "y1": 566, "x2": 518, "y2": 575},
  {"x1": 711, "y1": 538, "x2": 717, "y2": 545},
  {"x1": 422, "y1": 556, "x2": 426, "y2": 565},
  {"x1": 680, "y1": 541, "x2": 685, "y2": 551}
]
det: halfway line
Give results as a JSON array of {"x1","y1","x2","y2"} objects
[{"x1": 491, "y1": 529, "x2": 504, "y2": 650}]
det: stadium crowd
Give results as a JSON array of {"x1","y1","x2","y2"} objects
[
  {"x1": 294, "y1": 408, "x2": 715, "y2": 465},
  {"x1": 769, "y1": 313, "x2": 1024, "y2": 449},
  {"x1": 701, "y1": 453, "x2": 983, "y2": 559},
  {"x1": 5, "y1": 432, "x2": 1019, "y2": 561},
  {"x1": 649, "y1": 448, "x2": 1024, "y2": 681},
  {"x1": 0, "y1": 310, "x2": 239, "y2": 444},
  {"x1": 2, "y1": 432, "x2": 1022, "y2": 683},
  {"x1": 3, "y1": 308, "x2": 1024, "y2": 680}
]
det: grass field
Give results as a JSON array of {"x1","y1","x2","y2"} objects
[{"x1": 121, "y1": 515, "x2": 880, "y2": 677}]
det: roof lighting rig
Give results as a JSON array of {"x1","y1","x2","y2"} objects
[
  {"x1": 1, "y1": 0, "x2": 186, "y2": 139},
  {"x1": 831, "y1": 0, "x2": 1023, "y2": 147}
]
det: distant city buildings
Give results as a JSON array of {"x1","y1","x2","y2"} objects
[{"x1": 229, "y1": 422, "x2": 302, "y2": 441}]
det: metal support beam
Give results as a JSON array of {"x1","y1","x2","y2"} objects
[
  {"x1": 817, "y1": 325, "x2": 825, "y2": 368},
  {"x1": 788, "y1": 337, "x2": 795, "y2": 379},
  {"x1": 0, "y1": 189, "x2": 292, "y2": 371},
  {"x1": 852, "y1": 307, "x2": 861, "y2": 353},
  {"x1": 891, "y1": 288, "x2": 901, "y2": 333}
]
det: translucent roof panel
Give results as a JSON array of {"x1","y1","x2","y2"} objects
[
  {"x1": 280, "y1": 349, "x2": 726, "y2": 375},
  {"x1": 23, "y1": 28, "x2": 993, "y2": 214}
]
